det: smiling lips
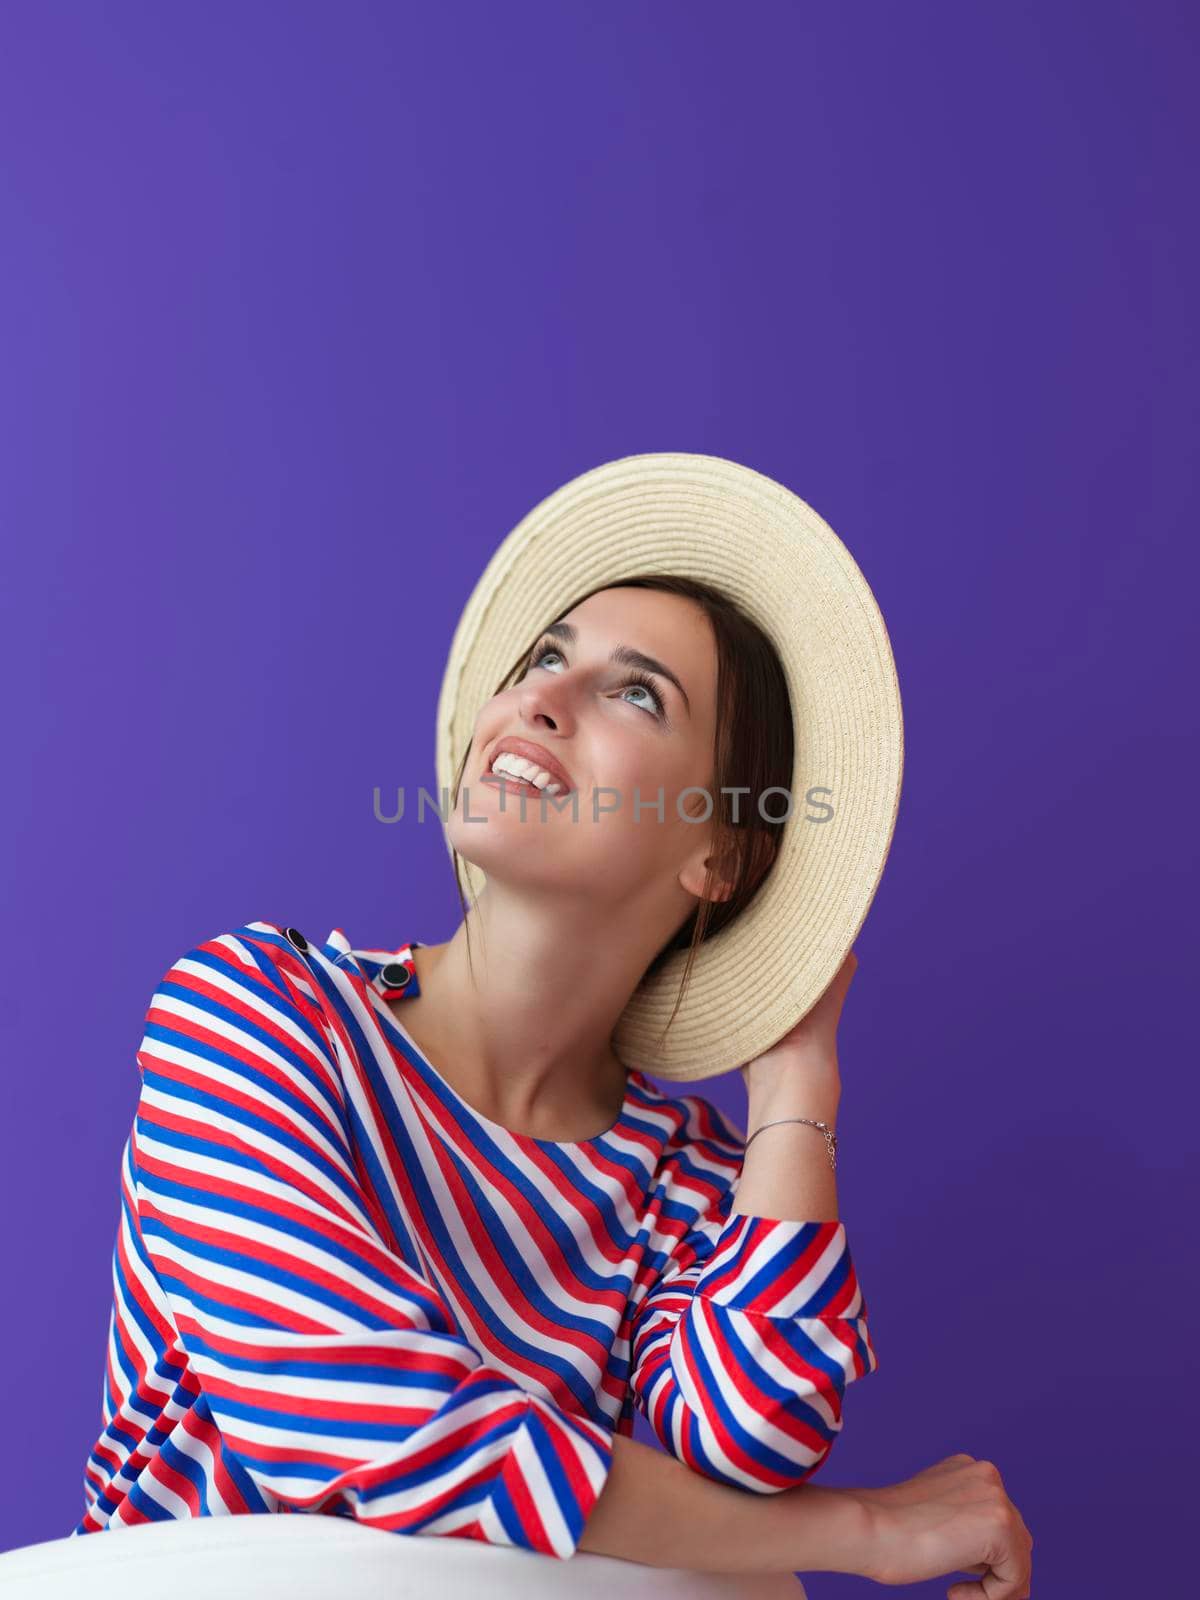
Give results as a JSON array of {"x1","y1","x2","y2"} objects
[
  {"x1": 481, "y1": 738, "x2": 574, "y2": 797},
  {"x1": 481, "y1": 768, "x2": 558, "y2": 799}
]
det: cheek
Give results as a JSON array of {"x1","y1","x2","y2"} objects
[{"x1": 600, "y1": 749, "x2": 708, "y2": 830}]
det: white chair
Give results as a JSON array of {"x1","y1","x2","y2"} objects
[{"x1": 0, "y1": 1513, "x2": 808, "y2": 1597}]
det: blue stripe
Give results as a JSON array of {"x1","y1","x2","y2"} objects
[
  {"x1": 139, "y1": 1033, "x2": 352, "y2": 1198},
  {"x1": 685, "y1": 1301, "x2": 839, "y2": 1470},
  {"x1": 160, "y1": 943, "x2": 347, "y2": 1129},
  {"x1": 339, "y1": 1053, "x2": 616, "y2": 1427},
  {"x1": 135, "y1": 1093, "x2": 366, "y2": 1222},
  {"x1": 177, "y1": 1330, "x2": 462, "y2": 1398},
  {"x1": 132, "y1": 1166, "x2": 441, "y2": 1318},
  {"x1": 158, "y1": 1432, "x2": 215, "y2": 1513},
  {"x1": 142, "y1": 1252, "x2": 397, "y2": 1336}
]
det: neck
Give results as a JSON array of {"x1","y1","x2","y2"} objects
[{"x1": 401, "y1": 883, "x2": 671, "y2": 1134}]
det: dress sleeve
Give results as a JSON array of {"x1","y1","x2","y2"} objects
[
  {"x1": 129, "y1": 926, "x2": 614, "y2": 1559},
  {"x1": 627, "y1": 1095, "x2": 877, "y2": 1493}
]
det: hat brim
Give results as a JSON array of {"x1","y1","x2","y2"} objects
[{"x1": 435, "y1": 452, "x2": 904, "y2": 1082}]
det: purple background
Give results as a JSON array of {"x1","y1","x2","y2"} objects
[{"x1": 1, "y1": 1, "x2": 1195, "y2": 1590}]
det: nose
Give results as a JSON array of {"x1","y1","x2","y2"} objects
[{"x1": 518, "y1": 675, "x2": 574, "y2": 734}]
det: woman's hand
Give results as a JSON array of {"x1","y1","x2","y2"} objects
[
  {"x1": 739, "y1": 947, "x2": 858, "y2": 1101},
  {"x1": 836, "y1": 1452, "x2": 1034, "y2": 1596}
]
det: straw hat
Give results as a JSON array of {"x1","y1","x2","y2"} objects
[{"x1": 434, "y1": 452, "x2": 904, "y2": 1083}]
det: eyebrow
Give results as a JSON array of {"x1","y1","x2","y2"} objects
[{"x1": 538, "y1": 620, "x2": 692, "y2": 718}]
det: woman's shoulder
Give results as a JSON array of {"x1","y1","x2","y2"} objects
[
  {"x1": 132, "y1": 925, "x2": 358, "y2": 1159},
  {"x1": 144, "y1": 920, "x2": 334, "y2": 1018},
  {"x1": 160, "y1": 919, "x2": 352, "y2": 966}
]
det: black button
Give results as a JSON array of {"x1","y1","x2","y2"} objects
[
  {"x1": 284, "y1": 926, "x2": 309, "y2": 954},
  {"x1": 379, "y1": 961, "x2": 411, "y2": 990}
]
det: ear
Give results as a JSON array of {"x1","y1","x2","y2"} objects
[{"x1": 677, "y1": 834, "x2": 738, "y2": 905}]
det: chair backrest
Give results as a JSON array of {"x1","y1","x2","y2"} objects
[{"x1": 0, "y1": 1513, "x2": 808, "y2": 1598}]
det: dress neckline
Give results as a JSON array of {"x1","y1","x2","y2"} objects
[{"x1": 367, "y1": 939, "x2": 642, "y2": 1151}]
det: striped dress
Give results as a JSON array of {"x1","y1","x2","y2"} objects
[{"x1": 76, "y1": 921, "x2": 877, "y2": 1559}]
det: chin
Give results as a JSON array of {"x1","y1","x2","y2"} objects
[
  {"x1": 446, "y1": 798, "x2": 537, "y2": 870},
  {"x1": 448, "y1": 814, "x2": 606, "y2": 899}
]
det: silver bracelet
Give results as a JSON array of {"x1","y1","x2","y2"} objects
[{"x1": 743, "y1": 1117, "x2": 838, "y2": 1171}]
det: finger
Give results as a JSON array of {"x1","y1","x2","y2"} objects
[
  {"x1": 946, "y1": 1552, "x2": 1029, "y2": 1600},
  {"x1": 946, "y1": 1567, "x2": 990, "y2": 1589}
]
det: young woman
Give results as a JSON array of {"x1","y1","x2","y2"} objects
[{"x1": 73, "y1": 457, "x2": 1032, "y2": 1595}]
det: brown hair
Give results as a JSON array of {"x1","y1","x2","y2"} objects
[{"x1": 446, "y1": 575, "x2": 794, "y2": 1056}]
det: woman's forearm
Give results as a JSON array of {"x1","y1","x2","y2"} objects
[
  {"x1": 577, "y1": 1432, "x2": 869, "y2": 1574},
  {"x1": 731, "y1": 1072, "x2": 842, "y2": 1221}
]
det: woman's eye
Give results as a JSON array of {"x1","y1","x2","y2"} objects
[
  {"x1": 620, "y1": 683, "x2": 657, "y2": 713},
  {"x1": 526, "y1": 646, "x2": 663, "y2": 718}
]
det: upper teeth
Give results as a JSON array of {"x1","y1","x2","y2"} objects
[{"x1": 488, "y1": 751, "x2": 566, "y2": 794}]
